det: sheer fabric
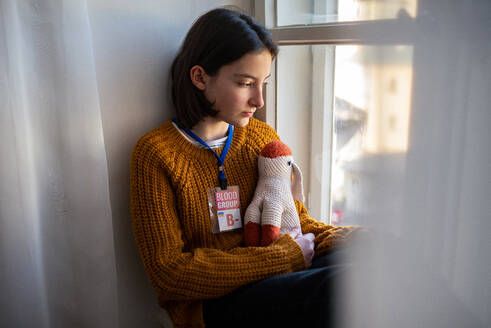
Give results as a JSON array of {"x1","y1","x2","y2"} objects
[{"x1": 0, "y1": 1, "x2": 118, "y2": 326}]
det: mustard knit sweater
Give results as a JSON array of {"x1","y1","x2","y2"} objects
[{"x1": 130, "y1": 118, "x2": 359, "y2": 328}]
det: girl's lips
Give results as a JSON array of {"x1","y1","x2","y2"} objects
[{"x1": 242, "y1": 112, "x2": 254, "y2": 117}]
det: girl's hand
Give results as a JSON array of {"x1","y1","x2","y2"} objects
[
  {"x1": 287, "y1": 226, "x2": 302, "y2": 239},
  {"x1": 294, "y1": 233, "x2": 315, "y2": 267}
]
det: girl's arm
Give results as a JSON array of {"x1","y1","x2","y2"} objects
[{"x1": 294, "y1": 200, "x2": 361, "y2": 257}]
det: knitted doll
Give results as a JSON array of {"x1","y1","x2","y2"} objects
[{"x1": 244, "y1": 140, "x2": 304, "y2": 246}]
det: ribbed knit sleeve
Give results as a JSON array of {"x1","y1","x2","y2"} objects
[{"x1": 294, "y1": 200, "x2": 361, "y2": 258}]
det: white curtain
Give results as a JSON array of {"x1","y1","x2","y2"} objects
[
  {"x1": 344, "y1": 1, "x2": 491, "y2": 327},
  {"x1": 1, "y1": 1, "x2": 253, "y2": 327},
  {"x1": 0, "y1": 1, "x2": 118, "y2": 326}
]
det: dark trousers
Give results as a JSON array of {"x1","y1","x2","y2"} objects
[{"x1": 203, "y1": 248, "x2": 352, "y2": 328}]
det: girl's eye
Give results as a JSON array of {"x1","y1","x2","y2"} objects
[{"x1": 237, "y1": 81, "x2": 268, "y2": 88}]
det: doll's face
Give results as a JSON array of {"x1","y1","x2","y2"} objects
[
  {"x1": 202, "y1": 49, "x2": 272, "y2": 128},
  {"x1": 259, "y1": 155, "x2": 294, "y2": 177}
]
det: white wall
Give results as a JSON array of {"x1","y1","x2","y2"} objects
[
  {"x1": 277, "y1": 45, "x2": 313, "y2": 211},
  {"x1": 87, "y1": 1, "x2": 253, "y2": 326}
]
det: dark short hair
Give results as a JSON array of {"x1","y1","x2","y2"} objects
[{"x1": 171, "y1": 8, "x2": 278, "y2": 129}]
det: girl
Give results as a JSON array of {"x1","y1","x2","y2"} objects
[{"x1": 130, "y1": 7, "x2": 360, "y2": 328}]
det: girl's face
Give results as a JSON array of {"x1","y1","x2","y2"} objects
[{"x1": 203, "y1": 49, "x2": 272, "y2": 128}]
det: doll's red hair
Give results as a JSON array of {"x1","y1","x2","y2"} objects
[{"x1": 260, "y1": 140, "x2": 292, "y2": 158}]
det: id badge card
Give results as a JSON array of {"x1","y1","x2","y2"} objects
[{"x1": 207, "y1": 185, "x2": 242, "y2": 233}]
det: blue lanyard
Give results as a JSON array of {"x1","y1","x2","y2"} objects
[{"x1": 172, "y1": 118, "x2": 233, "y2": 190}]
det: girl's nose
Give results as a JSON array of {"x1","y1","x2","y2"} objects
[{"x1": 249, "y1": 86, "x2": 265, "y2": 109}]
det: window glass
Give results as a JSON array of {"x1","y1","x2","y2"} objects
[
  {"x1": 276, "y1": 44, "x2": 413, "y2": 227},
  {"x1": 276, "y1": 0, "x2": 418, "y2": 26}
]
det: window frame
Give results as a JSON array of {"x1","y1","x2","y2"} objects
[{"x1": 254, "y1": 0, "x2": 418, "y2": 224}]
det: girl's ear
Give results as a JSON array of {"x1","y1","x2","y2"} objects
[{"x1": 190, "y1": 65, "x2": 208, "y2": 91}]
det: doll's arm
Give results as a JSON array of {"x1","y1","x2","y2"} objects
[
  {"x1": 259, "y1": 194, "x2": 285, "y2": 246},
  {"x1": 244, "y1": 195, "x2": 263, "y2": 246}
]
